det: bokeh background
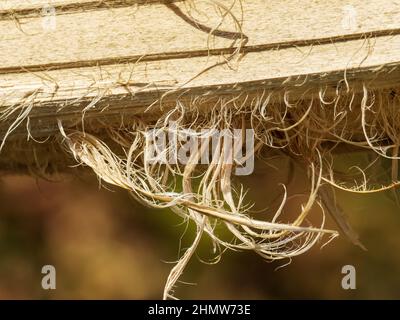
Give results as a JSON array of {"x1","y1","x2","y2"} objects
[{"x1": 0, "y1": 154, "x2": 399, "y2": 299}]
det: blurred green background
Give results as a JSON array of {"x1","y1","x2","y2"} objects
[{"x1": 0, "y1": 154, "x2": 399, "y2": 299}]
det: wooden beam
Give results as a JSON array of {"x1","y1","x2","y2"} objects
[
  {"x1": 2, "y1": 0, "x2": 400, "y2": 72},
  {"x1": 0, "y1": 0, "x2": 400, "y2": 139}
]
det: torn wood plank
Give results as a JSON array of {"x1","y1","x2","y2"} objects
[
  {"x1": 1, "y1": 34, "x2": 400, "y2": 135},
  {"x1": 0, "y1": 0, "x2": 400, "y2": 139},
  {"x1": 1, "y1": 1, "x2": 399, "y2": 278},
  {"x1": 1, "y1": 0, "x2": 400, "y2": 73}
]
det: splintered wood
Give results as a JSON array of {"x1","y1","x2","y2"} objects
[
  {"x1": 0, "y1": 0, "x2": 399, "y2": 166},
  {"x1": 2, "y1": 0, "x2": 400, "y2": 299}
]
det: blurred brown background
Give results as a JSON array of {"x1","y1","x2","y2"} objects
[{"x1": 0, "y1": 156, "x2": 399, "y2": 299}]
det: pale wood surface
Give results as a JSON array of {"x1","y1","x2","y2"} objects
[
  {"x1": 2, "y1": 0, "x2": 400, "y2": 72},
  {"x1": 0, "y1": 0, "x2": 400, "y2": 138}
]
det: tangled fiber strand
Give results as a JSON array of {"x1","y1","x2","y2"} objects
[
  {"x1": 2, "y1": 69, "x2": 400, "y2": 298},
  {"x1": 60, "y1": 85, "x2": 392, "y2": 297},
  {"x1": 3, "y1": 78, "x2": 400, "y2": 298},
  {"x1": 63, "y1": 97, "x2": 336, "y2": 298}
]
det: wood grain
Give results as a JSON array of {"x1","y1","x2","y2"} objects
[{"x1": 0, "y1": 0, "x2": 399, "y2": 138}]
